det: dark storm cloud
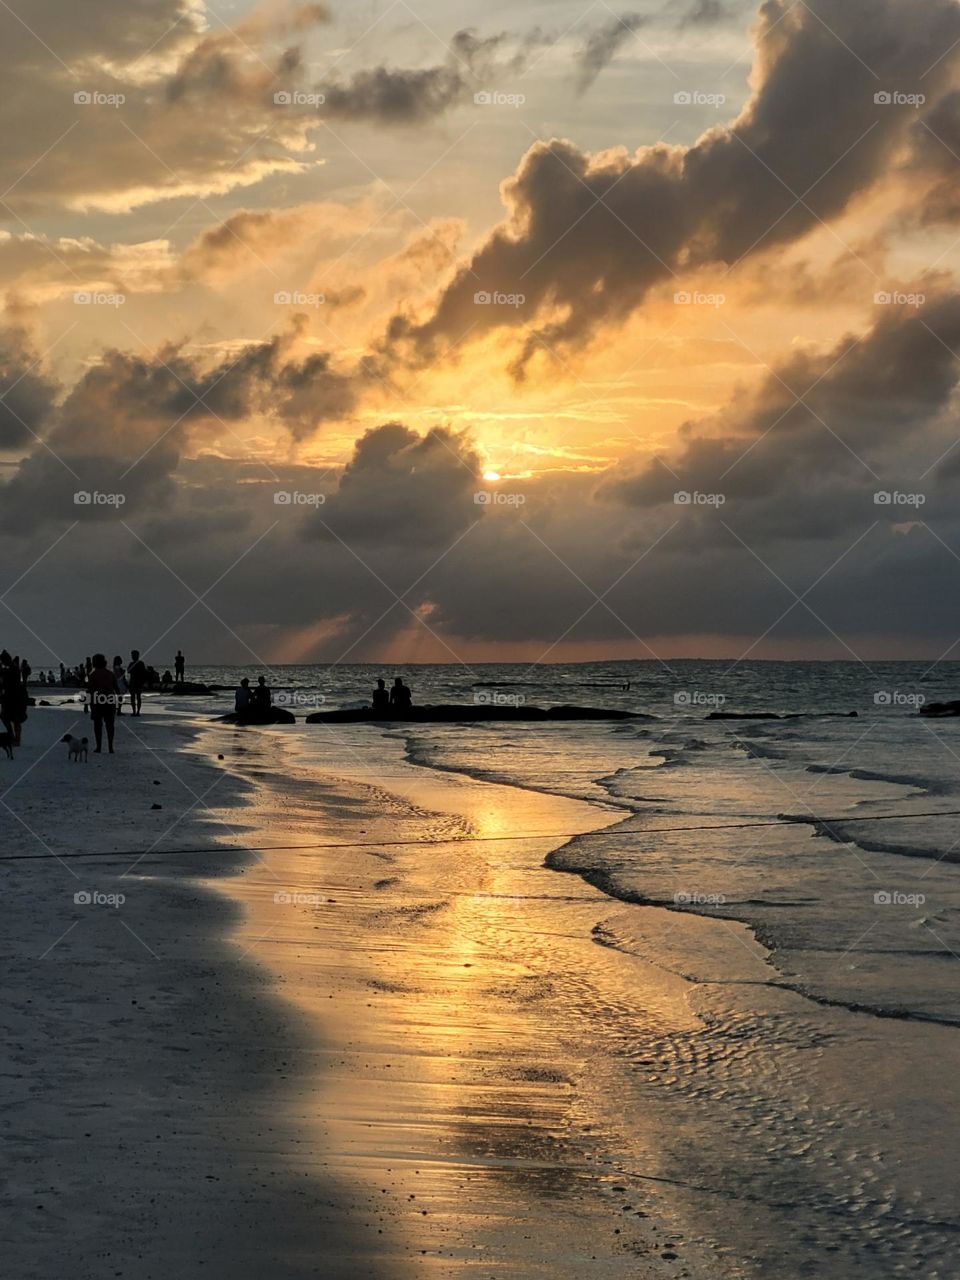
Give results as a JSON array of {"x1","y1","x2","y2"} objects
[
  {"x1": 575, "y1": 14, "x2": 645, "y2": 95},
  {"x1": 311, "y1": 422, "x2": 482, "y2": 547},
  {"x1": 388, "y1": 0, "x2": 960, "y2": 373}
]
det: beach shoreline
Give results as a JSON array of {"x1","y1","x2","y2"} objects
[{"x1": 3, "y1": 702, "x2": 708, "y2": 1278}]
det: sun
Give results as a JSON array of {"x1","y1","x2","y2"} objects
[{"x1": 482, "y1": 470, "x2": 501, "y2": 481}]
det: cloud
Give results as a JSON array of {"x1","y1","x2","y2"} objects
[
  {"x1": 0, "y1": 320, "x2": 374, "y2": 532},
  {"x1": 388, "y1": 0, "x2": 960, "y2": 374},
  {"x1": 600, "y1": 291, "x2": 960, "y2": 543},
  {"x1": 575, "y1": 14, "x2": 645, "y2": 95},
  {"x1": 311, "y1": 422, "x2": 481, "y2": 547},
  {"x1": 0, "y1": 322, "x2": 60, "y2": 448},
  {"x1": 317, "y1": 28, "x2": 541, "y2": 125}
]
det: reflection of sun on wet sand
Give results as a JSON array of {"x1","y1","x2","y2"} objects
[{"x1": 201, "y1": 721, "x2": 712, "y2": 1276}]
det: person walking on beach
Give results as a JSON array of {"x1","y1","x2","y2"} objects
[
  {"x1": 112, "y1": 655, "x2": 128, "y2": 715},
  {"x1": 174, "y1": 649, "x2": 185, "y2": 684},
  {"x1": 87, "y1": 653, "x2": 120, "y2": 754},
  {"x1": 127, "y1": 649, "x2": 146, "y2": 716}
]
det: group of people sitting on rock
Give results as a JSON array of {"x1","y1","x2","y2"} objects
[{"x1": 234, "y1": 676, "x2": 272, "y2": 716}]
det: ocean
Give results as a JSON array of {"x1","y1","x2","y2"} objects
[{"x1": 169, "y1": 659, "x2": 960, "y2": 1276}]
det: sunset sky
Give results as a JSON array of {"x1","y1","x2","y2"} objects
[{"x1": 1, "y1": 0, "x2": 959, "y2": 665}]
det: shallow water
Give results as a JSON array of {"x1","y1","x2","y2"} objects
[{"x1": 177, "y1": 660, "x2": 960, "y2": 1277}]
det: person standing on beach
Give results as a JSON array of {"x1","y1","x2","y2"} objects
[
  {"x1": 174, "y1": 649, "x2": 185, "y2": 684},
  {"x1": 0, "y1": 653, "x2": 28, "y2": 744},
  {"x1": 87, "y1": 653, "x2": 120, "y2": 754},
  {"x1": 127, "y1": 649, "x2": 147, "y2": 716},
  {"x1": 112, "y1": 655, "x2": 128, "y2": 715}
]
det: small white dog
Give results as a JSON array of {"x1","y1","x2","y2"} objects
[{"x1": 62, "y1": 733, "x2": 89, "y2": 762}]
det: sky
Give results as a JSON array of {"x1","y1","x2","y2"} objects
[{"x1": 1, "y1": 0, "x2": 959, "y2": 668}]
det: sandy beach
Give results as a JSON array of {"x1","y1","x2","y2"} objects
[{"x1": 2, "y1": 701, "x2": 712, "y2": 1278}]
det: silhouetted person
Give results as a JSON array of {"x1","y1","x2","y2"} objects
[
  {"x1": 0, "y1": 654, "x2": 27, "y2": 744},
  {"x1": 252, "y1": 675, "x2": 271, "y2": 714},
  {"x1": 372, "y1": 678, "x2": 389, "y2": 713},
  {"x1": 390, "y1": 676, "x2": 412, "y2": 714},
  {"x1": 127, "y1": 649, "x2": 147, "y2": 716},
  {"x1": 87, "y1": 653, "x2": 120, "y2": 754},
  {"x1": 235, "y1": 678, "x2": 251, "y2": 716},
  {"x1": 174, "y1": 649, "x2": 185, "y2": 683},
  {"x1": 112, "y1": 656, "x2": 127, "y2": 714}
]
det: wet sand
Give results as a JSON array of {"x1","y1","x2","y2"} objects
[{"x1": 1, "y1": 705, "x2": 710, "y2": 1277}]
